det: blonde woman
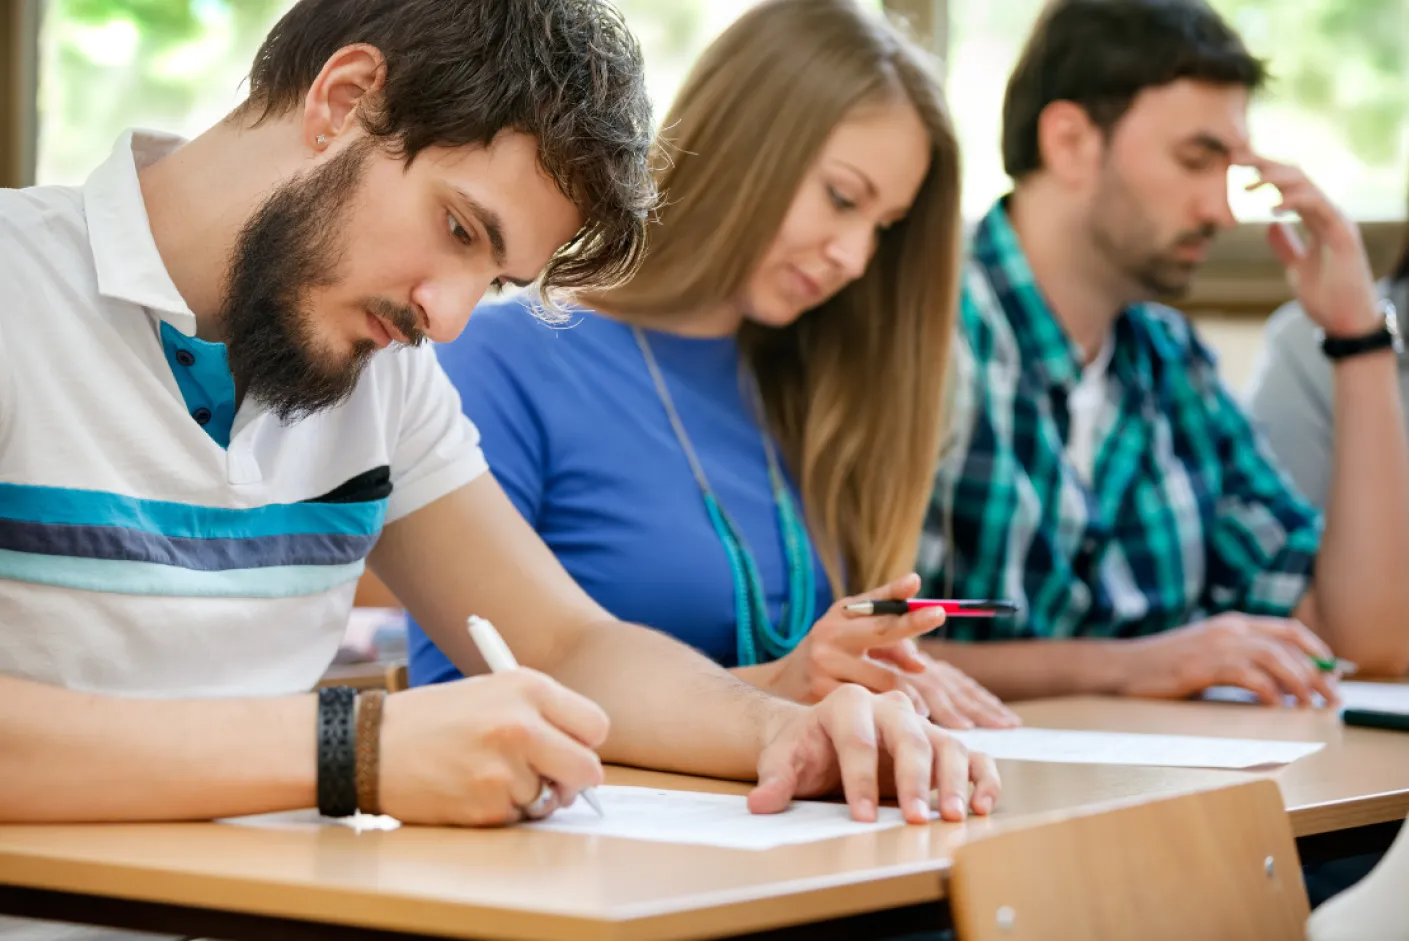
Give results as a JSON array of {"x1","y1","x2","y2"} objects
[{"x1": 408, "y1": 0, "x2": 1017, "y2": 729}]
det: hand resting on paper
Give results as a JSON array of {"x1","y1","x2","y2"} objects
[
  {"x1": 1118, "y1": 613, "x2": 1342, "y2": 707},
  {"x1": 747, "y1": 684, "x2": 1002, "y2": 824}
]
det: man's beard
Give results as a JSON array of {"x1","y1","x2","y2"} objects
[
  {"x1": 219, "y1": 140, "x2": 423, "y2": 423},
  {"x1": 1088, "y1": 163, "x2": 1218, "y2": 300}
]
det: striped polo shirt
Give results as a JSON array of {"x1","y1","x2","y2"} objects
[{"x1": 0, "y1": 130, "x2": 487, "y2": 697}]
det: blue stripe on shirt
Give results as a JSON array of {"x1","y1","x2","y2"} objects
[{"x1": 0, "y1": 482, "x2": 386, "y2": 538}]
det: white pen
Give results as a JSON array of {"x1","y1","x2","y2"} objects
[{"x1": 466, "y1": 615, "x2": 605, "y2": 817}]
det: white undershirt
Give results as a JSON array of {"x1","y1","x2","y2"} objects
[{"x1": 1066, "y1": 332, "x2": 1115, "y2": 486}]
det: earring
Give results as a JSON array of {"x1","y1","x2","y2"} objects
[{"x1": 316, "y1": 134, "x2": 327, "y2": 148}]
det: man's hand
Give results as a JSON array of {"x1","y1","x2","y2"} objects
[
  {"x1": 378, "y1": 669, "x2": 609, "y2": 826},
  {"x1": 746, "y1": 685, "x2": 1001, "y2": 825},
  {"x1": 1240, "y1": 152, "x2": 1382, "y2": 337},
  {"x1": 760, "y1": 573, "x2": 1019, "y2": 729},
  {"x1": 1118, "y1": 613, "x2": 1342, "y2": 706}
]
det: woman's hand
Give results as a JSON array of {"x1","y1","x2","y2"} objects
[{"x1": 751, "y1": 574, "x2": 1020, "y2": 729}]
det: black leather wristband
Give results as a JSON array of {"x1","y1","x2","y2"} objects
[
  {"x1": 1321, "y1": 330, "x2": 1398, "y2": 360},
  {"x1": 1319, "y1": 300, "x2": 1403, "y2": 361},
  {"x1": 317, "y1": 686, "x2": 358, "y2": 817}
]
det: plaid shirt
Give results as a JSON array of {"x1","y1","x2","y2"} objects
[{"x1": 918, "y1": 200, "x2": 1323, "y2": 641}]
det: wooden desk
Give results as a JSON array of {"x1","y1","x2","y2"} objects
[
  {"x1": 2, "y1": 697, "x2": 1404, "y2": 940},
  {"x1": 1013, "y1": 696, "x2": 1409, "y2": 837},
  {"x1": 0, "y1": 765, "x2": 1241, "y2": 941}
]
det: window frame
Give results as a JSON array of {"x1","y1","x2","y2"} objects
[
  {"x1": 1, "y1": 0, "x2": 38, "y2": 189},
  {"x1": 882, "y1": 0, "x2": 1407, "y2": 317}
]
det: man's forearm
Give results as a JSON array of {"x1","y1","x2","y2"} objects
[
  {"x1": 547, "y1": 619, "x2": 800, "y2": 779},
  {"x1": 0, "y1": 677, "x2": 315, "y2": 822},
  {"x1": 1316, "y1": 352, "x2": 1409, "y2": 674},
  {"x1": 920, "y1": 638, "x2": 1129, "y2": 701}
]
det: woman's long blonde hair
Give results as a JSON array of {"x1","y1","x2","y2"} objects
[{"x1": 585, "y1": 0, "x2": 962, "y2": 597}]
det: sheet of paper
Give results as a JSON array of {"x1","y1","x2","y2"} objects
[
  {"x1": 949, "y1": 727, "x2": 1323, "y2": 769},
  {"x1": 523, "y1": 786, "x2": 906, "y2": 850},
  {"x1": 1339, "y1": 681, "x2": 1409, "y2": 715},
  {"x1": 1201, "y1": 683, "x2": 1409, "y2": 714},
  {"x1": 219, "y1": 809, "x2": 402, "y2": 832},
  {"x1": 217, "y1": 788, "x2": 905, "y2": 850}
]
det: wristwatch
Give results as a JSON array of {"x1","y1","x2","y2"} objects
[{"x1": 1319, "y1": 299, "x2": 1403, "y2": 361}]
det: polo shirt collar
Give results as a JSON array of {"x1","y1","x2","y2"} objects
[{"x1": 83, "y1": 129, "x2": 199, "y2": 336}]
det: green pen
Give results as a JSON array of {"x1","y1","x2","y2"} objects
[{"x1": 1311, "y1": 655, "x2": 1357, "y2": 676}]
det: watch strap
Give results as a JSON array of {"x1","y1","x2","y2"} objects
[{"x1": 316, "y1": 686, "x2": 358, "y2": 817}]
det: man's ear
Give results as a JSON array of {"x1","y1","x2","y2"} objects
[
  {"x1": 300, "y1": 43, "x2": 388, "y2": 153},
  {"x1": 1035, "y1": 100, "x2": 1104, "y2": 188}
]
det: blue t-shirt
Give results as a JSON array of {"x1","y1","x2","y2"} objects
[{"x1": 407, "y1": 298, "x2": 833, "y2": 684}]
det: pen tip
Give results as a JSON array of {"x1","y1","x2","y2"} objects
[{"x1": 582, "y1": 789, "x2": 605, "y2": 817}]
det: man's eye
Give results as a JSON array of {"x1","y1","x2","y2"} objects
[{"x1": 449, "y1": 214, "x2": 472, "y2": 245}]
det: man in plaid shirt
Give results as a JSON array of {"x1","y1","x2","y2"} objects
[{"x1": 919, "y1": 0, "x2": 1409, "y2": 702}]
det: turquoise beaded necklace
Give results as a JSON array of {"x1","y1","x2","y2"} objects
[{"x1": 633, "y1": 326, "x2": 817, "y2": 667}]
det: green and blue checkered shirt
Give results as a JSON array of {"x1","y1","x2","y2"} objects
[{"x1": 919, "y1": 200, "x2": 1323, "y2": 641}]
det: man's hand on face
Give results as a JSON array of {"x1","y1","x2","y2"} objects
[{"x1": 1238, "y1": 152, "x2": 1382, "y2": 338}]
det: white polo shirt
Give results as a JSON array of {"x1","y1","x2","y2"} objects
[{"x1": 0, "y1": 130, "x2": 487, "y2": 697}]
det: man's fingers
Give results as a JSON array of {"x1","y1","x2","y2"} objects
[
  {"x1": 517, "y1": 670, "x2": 612, "y2": 749},
  {"x1": 1267, "y1": 221, "x2": 1307, "y2": 269},
  {"x1": 817, "y1": 648, "x2": 930, "y2": 717},
  {"x1": 875, "y1": 691, "x2": 935, "y2": 823},
  {"x1": 930, "y1": 729, "x2": 972, "y2": 822},
  {"x1": 1221, "y1": 663, "x2": 1283, "y2": 706},
  {"x1": 968, "y1": 750, "x2": 1002, "y2": 816},
  {"x1": 1252, "y1": 640, "x2": 1317, "y2": 706},
  {"x1": 822, "y1": 686, "x2": 882, "y2": 822},
  {"x1": 748, "y1": 742, "x2": 802, "y2": 816},
  {"x1": 1250, "y1": 618, "x2": 1335, "y2": 661},
  {"x1": 526, "y1": 722, "x2": 607, "y2": 804}
]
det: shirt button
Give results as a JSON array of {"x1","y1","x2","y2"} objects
[
  {"x1": 192, "y1": 407, "x2": 212, "y2": 426},
  {"x1": 174, "y1": 349, "x2": 196, "y2": 367}
]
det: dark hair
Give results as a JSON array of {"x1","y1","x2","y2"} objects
[
  {"x1": 1002, "y1": 0, "x2": 1266, "y2": 179},
  {"x1": 239, "y1": 0, "x2": 656, "y2": 296}
]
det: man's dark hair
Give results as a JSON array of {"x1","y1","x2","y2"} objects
[
  {"x1": 1002, "y1": 0, "x2": 1266, "y2": 180},
  {"x1": 239, "y1": 0, "x2": 656, "y2": 295}
]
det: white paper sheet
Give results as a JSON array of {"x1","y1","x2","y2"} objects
[
  {"x1": 219, "y1": 808, "x2": 402, "y2": 831},
  {"x1": 1201, "y1": 682, "x2": 1409, "y2": 714},
  {"x1": 523, "y1": 785, "x2": 907, "y2": 849},
  {"x1": 1339, "y1": 682, "x2": 1409, "y2": 715},
  {"x1": 949, "y1": 727, "x2": 1323, "y2": 769},
  {"x1": 217, "y1": 788, "x2": 906, "y2": 850}
]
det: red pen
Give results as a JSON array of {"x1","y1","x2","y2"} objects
[{"x1": 844, "y1": 599, "x2": 1019, "y2": 618}]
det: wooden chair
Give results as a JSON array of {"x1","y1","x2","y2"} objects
[
  {"x1": 384, "y1": 661, "x2": 409, "y2": 693},
  {"x1": 949, "y1": 779, "x2": 1309, "y2": 941}
]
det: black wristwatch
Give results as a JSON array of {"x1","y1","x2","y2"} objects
[{"x1": 1319, "y1": 299, "x2": 1403, "y2": 361}]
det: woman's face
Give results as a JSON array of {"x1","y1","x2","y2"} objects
[{"x1": 742, "y1": 99, "x2": 932, "y2": 329}]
